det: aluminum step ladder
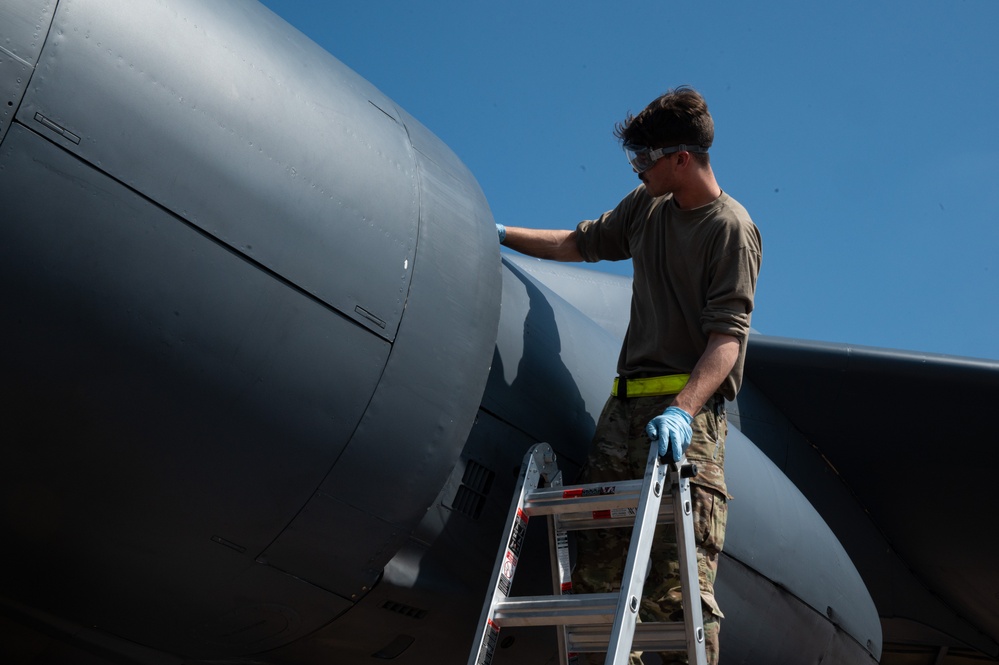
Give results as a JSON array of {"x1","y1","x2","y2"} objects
[{"x1": 468, "y1": 441, "x2": 707, "y2": 665}]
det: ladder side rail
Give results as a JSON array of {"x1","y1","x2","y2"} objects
[
  {"x1": 672, "y1": 461, "x2": 708, "y2": 665},
  {"x1": 545, "y1": 471, "x2": 574, "y2": 665},
  {"x1": 603, "y1": 442, "x2": 669, "y2": 665},
  {"x1": 468, "y1": 443, "x2": 555, "y2": 665}
]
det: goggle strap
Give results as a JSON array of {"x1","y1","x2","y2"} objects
[
  {"x1": 651, "y1": 144, "x2": 709, "y2": 156},
  {"x1": 626, "y1": 144, "x2": 709, "y2": 155}
]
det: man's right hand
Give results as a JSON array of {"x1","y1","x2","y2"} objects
[{"x1": 646, "y1": 406, "x2": 693, "y2": 462}]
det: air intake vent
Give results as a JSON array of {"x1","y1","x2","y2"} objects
[
  {"x1": 450, "y1": 460, "x2": 494, "y2": 519},
  {"x1": 381, "y1": 600, "x2": 428, "y2": 620},
  {"x1": 462, "y1": 459, "x2": 494, "y2": 493}
]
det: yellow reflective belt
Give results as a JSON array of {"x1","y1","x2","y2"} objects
[{"x1": 611, "y1": 374, "x2": 690, "y2": 398}]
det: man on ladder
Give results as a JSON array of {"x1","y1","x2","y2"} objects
[{"x1": 497, "y1": 86, "x2": 762, "y2": 664}]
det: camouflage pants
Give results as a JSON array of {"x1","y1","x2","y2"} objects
[{"x1": 572, "y1": 394, "x2": 729, "y2": 665}]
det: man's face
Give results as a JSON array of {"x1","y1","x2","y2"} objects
[{"x1": 639, "y1": 152, "x2": 678, "y2": 198}]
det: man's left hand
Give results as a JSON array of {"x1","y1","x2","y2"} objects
[{"x1": 646, "y1": 406, "x2": 693, "y2": 462}]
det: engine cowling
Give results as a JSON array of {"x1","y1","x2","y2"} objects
[{"x1": 0, "y1": 0, "x2": 499, "y2": 656}]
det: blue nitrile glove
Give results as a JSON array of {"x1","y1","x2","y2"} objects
[
  {"x1": 496, "y1": 223, "x2": 506, "y2": 243},
  {"x1": 646, "y1": 406, "x2": 693, "y2": 462}
]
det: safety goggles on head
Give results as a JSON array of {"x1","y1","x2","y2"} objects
[{"x1": 624, "y1": 143, "x2": 708, "y2": 173}]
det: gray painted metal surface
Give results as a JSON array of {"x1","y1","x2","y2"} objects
[
  {"x1": 503, "y1": 253, "x2": 633, "y2": 342},
  {"x1": 480, "y1": 257, "x2": 620, "y2": 459},
  {"x1": 19, "y1": 0, "x2": 417, "y2": 338},
  {"x1": 0, "y1": 0, "x2": 54, "y2": 144},
  {"x1": 1, "y1": 0, "x2": 499, "y2": 658},
  {"x1": 0, "y1": 123, "x2": 368, "y2": 654},
  {"x1": 722, "y1": 425, "x2": 882, "y2": 658},
  {"x1": 738, "y1": 337, "x2": 999, "y2": 658}
]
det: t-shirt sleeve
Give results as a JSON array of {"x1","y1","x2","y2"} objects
[
  {"x1": 701, "y1": 223, "x2": 762, "y2": 341},
  {"x1": 574, "y1": 187, "x2": 646, "y2": 262}
]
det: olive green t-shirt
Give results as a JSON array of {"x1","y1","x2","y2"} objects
[{"x1": 575, "y1": 187, "x2": 762, "y2": 400}]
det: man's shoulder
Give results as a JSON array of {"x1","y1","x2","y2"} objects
[
  {"x1": 710, "y1": 192, "x2": 760, "y2": 237},
  {"x1": 714, "y1": 191, "x2": 753, "y2": 221}
]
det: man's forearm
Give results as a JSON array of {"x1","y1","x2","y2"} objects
[
  {"x1": 501, "y1": 226, "x2": 584, "y2": 262},
  {"x1": 672, "y1": 333, "x2": 741, "y2": 416}
]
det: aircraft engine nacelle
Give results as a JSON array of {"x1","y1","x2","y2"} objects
[{"x1": 0, "y1": 0, "x2": 499, "y2": 657}]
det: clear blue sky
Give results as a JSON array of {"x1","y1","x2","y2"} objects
[{"x1": 259, "y1": 0, "x2": 999, "y2": 361}]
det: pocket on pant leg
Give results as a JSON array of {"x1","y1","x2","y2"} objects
[
  {"x1": 692, "y1": 484, "x2": 727, "y2": 553},
  {"x1": 692, "y1": 485, "x2": 726, "y2": 619}
]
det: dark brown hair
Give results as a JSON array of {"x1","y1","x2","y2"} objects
[{"x1": 615, "y1": 86, "x2": 714, "y2": 163}]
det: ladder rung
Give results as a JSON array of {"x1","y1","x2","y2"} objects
[
  {"x1": 492, "y1": 593, "x2": 620, "y2": 627},
  {"x1": 523, "y1": 480, "x2": 678, "y2": 529},
  {"x1": 567, "y1": 622, "x2": 690, "y2": 653},
  {"x1": 554, "y1": 509, "x2": 676, "y2": 531},
  {"x1": 523, "y1": 480, "x2": 646, "y2": 515}
]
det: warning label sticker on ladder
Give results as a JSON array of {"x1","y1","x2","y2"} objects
[
  {"x1": 498, "y1": 508, "x2": 529, "y2": 596},
  {"x1": 592, "y1": 507, "x2": 638, "y2": 520}
]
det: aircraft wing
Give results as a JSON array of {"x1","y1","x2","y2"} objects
[{"x1": 740, "y1": 335, "x2": 999, "y2": 660}]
